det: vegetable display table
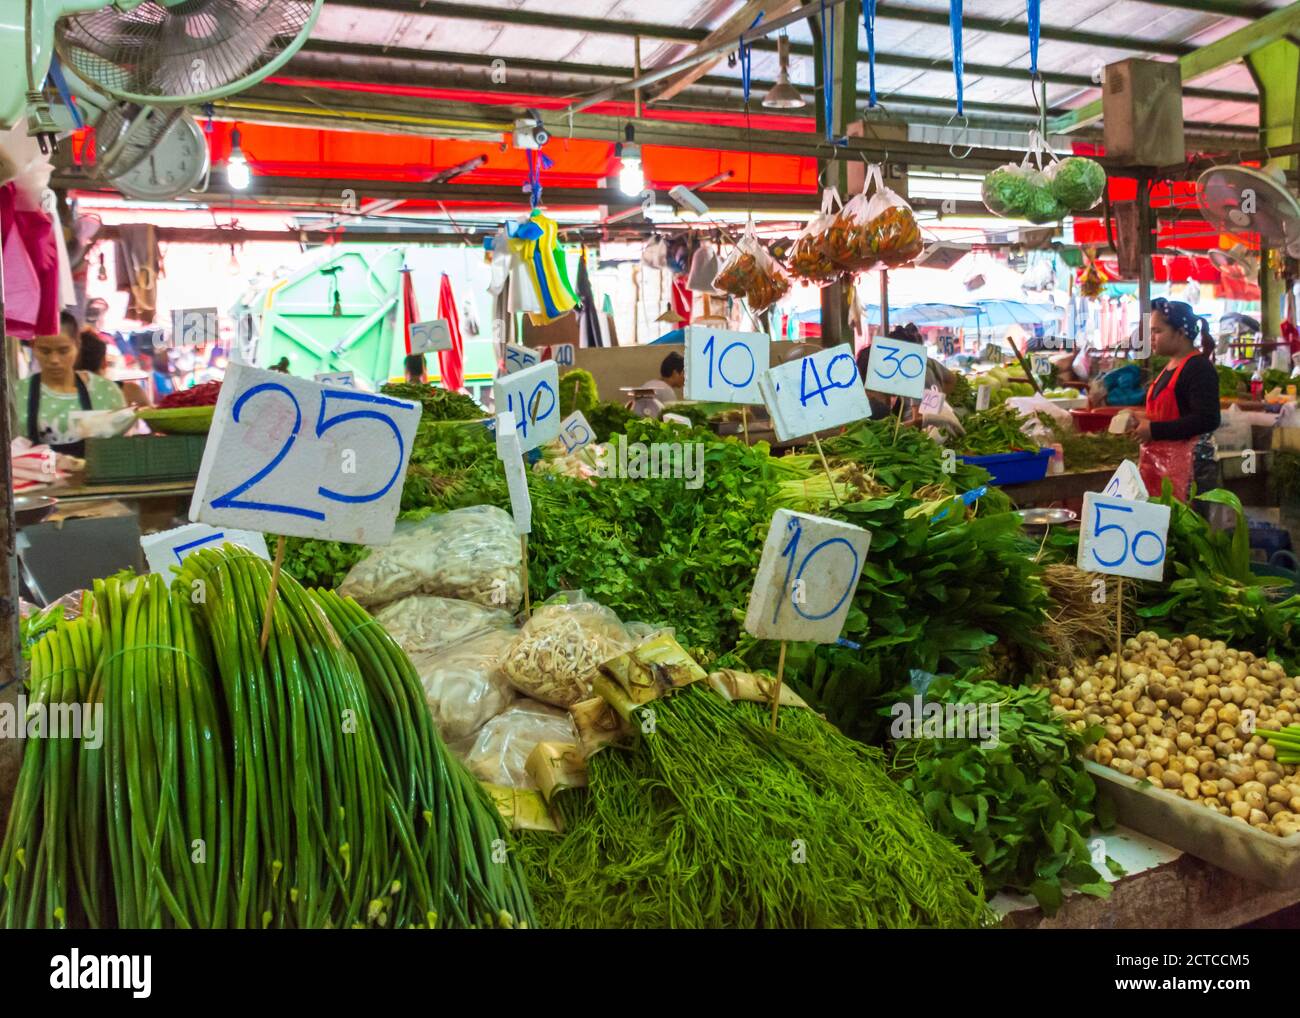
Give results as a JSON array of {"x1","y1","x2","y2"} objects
[
  {"x1": 996, "y1": 825, "x2": 1300, "y2": 929},
  {"x1": 1008, "y1": 465, "x2": 1270, "y2": 509},
  {"x1": 46, "y1": 474, "x2": 196, "y2": 534}
]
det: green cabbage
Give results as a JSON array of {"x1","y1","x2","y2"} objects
[
  {"x1": 1024, "y1": 187, "x2": 1067, "y2": 224},
  {"x1": 982, "y1": 166, "x2": 1035, "y2": 217},
  {"x1": 1050, "y1": 156, "x2": 1106, "y2": 211}
]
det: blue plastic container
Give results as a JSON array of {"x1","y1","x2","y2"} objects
[{"x1": 958, "y1": 448, "x2": 1053, "y2": 486}]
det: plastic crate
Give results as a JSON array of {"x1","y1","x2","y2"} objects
[
  {"x1": 85, "y1": 435, "x2": 207, "y2": 484},
  {"x1": 958, "y1": 447, "x2": 1052, "y2": 486}
]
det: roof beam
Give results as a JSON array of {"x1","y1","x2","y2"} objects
[
  {"x1": 1051, "y1": 2, "x2": 1300, "y2": 133},
  {"x1": 330, "y1": 0, "x2": 1194, "y2": 57}
]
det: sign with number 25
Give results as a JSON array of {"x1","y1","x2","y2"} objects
[{"x1": 1076, "y1": 491, "x2": 1171, "y2": 582}]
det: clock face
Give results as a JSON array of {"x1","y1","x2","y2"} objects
[{"x1": 111, "y1": 115, "x2": 210, "y2": 201}]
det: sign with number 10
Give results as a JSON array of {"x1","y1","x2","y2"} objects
[
  {"x1": 190, "y1": 363, "x2": 420, "y2": 544},
  {"x1": 865, "y1": 336, "x2": 927, "y2": 400},
  {"x1": 683, "y1": 326, "x2": 769, "y2": 404},
  {"x1": 1076, "y1": 491, "x2": 1170, "y2": 582},
  {"x1": 758, "y1": 343, "x2": 872, "y2": 441},
  {"x1": 744, "y1": 509, "x2": 872, "y2": 643},
  {"x1": 493, "y1": 360, "x2": 560, "y2": 452}
]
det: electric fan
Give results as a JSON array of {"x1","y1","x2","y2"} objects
[
  {"x1": 0, "y1": 0, "x2": 110, "y2": 129},
  {"x1": 54, "y1": 0, "x2": 322, "y2": 106},
  {"x1": 1196, "y1": 165, "x2": 1300, "y2": 249}
]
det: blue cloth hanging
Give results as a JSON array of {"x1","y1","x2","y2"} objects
[
  {"x1": 1026, "y1": 0, "x2": 1041, "y2": 78},
  {"x1": 950, "y1": 0, "x2": 965, "y2": 117},
  {"x1": 821, "y1": 1, "x2": 835, "y2": 140},
  {"x1": 863, "y1": 0, "x2": 879, "y2": 108},
  {"x1": 525, "y1": 150, "x2": 552, "y2": 208},
  {"x1": 738, "y1": 12, "x2": 764, "y2": 102}
]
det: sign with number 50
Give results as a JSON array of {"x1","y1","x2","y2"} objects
[
  {"x1": 865, "y1": 337, "x2": 927, "y2": 400},
  {"x1": 190, "y1": 363, "x2": 420, "y2": 544},
  {"x1": 1076, "y1": 491, "x2": 1171, "y2": 582}
]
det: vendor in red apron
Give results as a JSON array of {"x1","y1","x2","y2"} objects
[{"x1": 1130, "y1": 299, "x2": 1220, "y2": 500}]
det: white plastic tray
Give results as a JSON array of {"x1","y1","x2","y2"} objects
[{"x1": 1087, "y1": 761, "x2": 1300, "y2": 888}]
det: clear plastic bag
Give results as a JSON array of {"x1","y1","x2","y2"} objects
[
  {"x1": 499, "y1": 593, "x2": 636, "y2": 707},
  {"x1": 862, "y1": 175, "x2": 924, "y2": 268},
  {"x1": 713, "y1": 224, "x2": 791, "y2": 312},
  {"x1": 787, "y1": 189, "x2": 844, "y2": 284},
  {"x1": 412, "y1": 627, "x2": 518, "y2": 742},
  {"x1": 373, "y1": 594, "x2": 514, "y2": 657},
  {"x1": 458, "y1": 699, "x2": 579, "y2": 790},
  {"x1": 1139, "y1": 437, "x2": 1196, "y2": 501},
  {"x1": 339, "y1": 505, "x2": 523, "y2": 610},
  {"x1": 686, "y1": 241, "x2": 723, "y2": 294}
]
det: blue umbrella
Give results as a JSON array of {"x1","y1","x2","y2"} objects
[
  {"x1": 971, "y1": 300, "x2": 1064, "y2": 328},
  {"x1": 863, "y1": 302, "x2": 977, "y2": 326}
]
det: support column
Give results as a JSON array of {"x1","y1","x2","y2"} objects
[
  {"x1": 814, "y1": 0, "x2": 860, "y2": 347},
  {"x1": 1245, "y1": 39, "x2": 1300, "y2": 338}
]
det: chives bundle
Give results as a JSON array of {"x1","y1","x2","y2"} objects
[{"x1": 1258, "y1": 726, "x2": 1300, "y2": 765}]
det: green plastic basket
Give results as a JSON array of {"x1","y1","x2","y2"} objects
[{"x1": 85, "y1": 435, "x2": 208, "y2": 485}]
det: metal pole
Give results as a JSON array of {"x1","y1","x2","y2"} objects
[
  {"x1": 1137, "y1": 175, "x2": 1154, "y2": 358},
  {"x1": 569, "y1": 0, "x2": 851, "y2": 114},
  {"x1": 880, "y1": 269, "x2": 890, "y2": 336},
  {"x1": 634, "y1": 36, "x2": 642, "y2": 120}
]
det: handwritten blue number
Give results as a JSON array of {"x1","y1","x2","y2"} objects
[
  {"x1": 210, "y1": 383, "x2": 323, "y2": 520},
  {"x1": 316, "y1": 390, "x2": 410, "y2": 504}
]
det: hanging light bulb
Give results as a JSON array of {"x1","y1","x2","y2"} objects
[
  {"x1": 763, "y1": 35, "x2": 806, "y2": 109},
  {"x1": 226, "y1": 127, "x2": 252, "y2": 191},
  {"x1": 617, "y1": 124, "x2": 644, "y2": 197}
]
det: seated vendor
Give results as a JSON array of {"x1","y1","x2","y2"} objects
[
  {"x1": 639, "y1": 352, "x2": 684, "y2": 405},
  {"x1": 17, "y1": 314, "x2": 127, "y2": 456}
]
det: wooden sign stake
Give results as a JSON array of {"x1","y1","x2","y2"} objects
[
  {"x1": 1114, "y1": 579, "x2": 1124, "y2": 671},
  {"x1": 259, "y1": 535, "x2": 287, "y2": 654},
  {"x1": 770, "y1": 638, "x2": 788, "y2": 733},
  {"x1": 521, "y1": 534, "x2": 531, "y2": 618},
  {"x1": 741, "y1": 404, "x2": 750, "y2": 445},
  {"x1": 810, "y1": 432, "x2": 841, "y2": 505}
]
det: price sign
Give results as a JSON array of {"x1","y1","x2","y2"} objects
[
  {"x1": 409, "y1": 319, "x2": 453, "y2": 354},
  {"x1": 541, "y1": 343, "x2": 576, "y2": 367},
  {"x1": 683, "y1": 326, "x2": 769, "y2": 405},
  {"x1": 743, "y1": 509, "x2": 872, "y2": 643},
  {"x1": 314, "y1": 371, "x2": 356, "y2": 389},
  {"x1": 141, "y1": 523, "x2": 270, "y2": 576},
  {"x1": 940, "y1": 336, "x2": 957, "y2": 357},
  {"x1": 558, "y1": 410, "x2": 595, "y2": 453},
  {"x1": 758, "y1": 343, "x2": 872, "y2": 441},
  {"x1": 171, "y1": 308, "x2": 218, "y2": 347},
  {"x1": 1031, "y1": 354, "x2": 1052, "y2": 377},
  {"x1": 976, "y1": 384, "x2": 991, "y2": 411},
  {"x1": 503, "y1": 343, "x2": 541, "y2": 375},
  {"x1": 1076, "y1": 491, "x2": 1170, "y2": 582},
  {"x1": 865, "y1": 337, "x2": 927, "y2": 401},
  {"x1": 495, "y1": 413, "x2": 532, "y2": 535},
  {"x1": 493, "y1": 360, "x2": 560, "y2": 452},
  {"x1": 189, "y1": 363, "x2": 420, "y2": 544},
  {"x1": 920, "y1": 386, "x2": 945, "y2": 416},
  {"x1": 1101, "y1": 459, "x2": 1147, "y2": 501}
]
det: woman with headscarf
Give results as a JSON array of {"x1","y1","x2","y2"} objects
[{"x1": 1130, "y1": 298, "x2": 1220, "y2": 500}]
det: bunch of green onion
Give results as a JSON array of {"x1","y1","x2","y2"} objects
[{"x1": 1257, "y1": 726, "x2": 1300, "y2": 765}]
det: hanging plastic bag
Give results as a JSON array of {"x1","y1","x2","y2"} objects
[
  {"x1": 713, "y1": 223, "x2": 791, "y2": 312},
  {"x1": 862, "y1": 172, "x2": 925, "y2": 267},
  {"x1": 413, "y1": 626, "x2": 519, "y2": 742},
  {"x1": 787, "y1": 188, "x2": 845, "y2": 284},
  {"x1": 498, "y1": 592, "x2": 637, "y2": 707},
  {"x1": 458, "y1": 699, "x2": 580, "y2": 790},
  {"x1": 822, "y1": 171, "x2": 878, "y2": 273},
  {"x1": 642, "y1": 236, "x2": 668, "y2": 269},
  {"x1": 686, "y1": 240, "x2": 723, "y2": 294},
  {"x1": 339, "y1": 505, "x2": 524, "y2": 611},
  {"x1": 1050, "y1": 156, "x2": 1106, "y2": 212},
  {"x1": 981, "y1": 132, "x2": 1066, "y2": 223},
  {"x1": 373, "y1": 594, "x2": 514, "y2": 657}
]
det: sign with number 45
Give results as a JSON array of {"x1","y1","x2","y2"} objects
[{"x1": 1076, "y1": 491, "x2": 1170, "y2": 582}]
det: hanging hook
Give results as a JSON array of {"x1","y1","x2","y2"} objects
[{"x1": 947, "y1": 113, "x2": 972, "y2": 160}]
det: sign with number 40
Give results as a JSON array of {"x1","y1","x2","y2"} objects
[{"x1": 1076, "y1": 491, "x2": 1171, "y2": 582}]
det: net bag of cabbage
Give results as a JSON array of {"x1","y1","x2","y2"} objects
[{"x1": 339, "y1": 505, "x2": 523, "y2": 611}]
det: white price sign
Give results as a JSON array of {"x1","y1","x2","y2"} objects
[
  {"x1": 493, "y1": 360, "x2": 560, "y2": 453},
  {"x1": 744, "y1": 509, "x2": 871, "y2": 643},
  {"x1": 940, "y1": 336, "x2": 957, "y2": 357},
  {"x1": 758, "y1": 343, "x2": 872, "y2": 441},
  {"x1": 976, "y1": 384, "x2": 991, "y2": 411},
  {"x1": 171, "y1": 307, "x2": 219, "y2": 347},
  {"x1": 189, "y1": 363, "x2": 420, "y2": 544},
  {"x1": 141, "y1": 523, "x2": 270, "y2": 576},
  {"x1": 496, "y1": 413, "x2": 532, "y2": 535},
  {"x1": 409, "y1": 318, "x2": 453, "y2": 354},
  {"x1": 541, "y1": 343, "x2": 575, "y2": 367},
  {"x1": 865, "y1": 337, "x2": 927, "y2": 400},
  {"x1": 1102, "y1": 460, "x2": 1147, "y2": 502},
  {"x1": 919, "y1": 386, "x2": 945, "y2": 416},
  {"x1": 313, "y1": 371, "x2": 356, "y2": 389},
  {"x1": 503, "y1": 343, "x2": 541, "y2": 375},
  {"x1": 558, "y1": 410, "x2": 595, "y2": 453},
  {"x1": 1031, "y1": 354, "x2": 1052, "y2": 377},
  {"x1": 1076, "y1": 491, "x2": 1170, "y2": 582},
  {"x1": 683, "y1": 326, "x2": 769, "y2": 404}
]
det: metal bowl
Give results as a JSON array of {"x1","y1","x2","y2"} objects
[
  {"x1": 13, "y1": 494, "x2": 58, "y2": 527},
  {"x1": 1017, "y1": 507, "x2": 1078, "y2": 528}
]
